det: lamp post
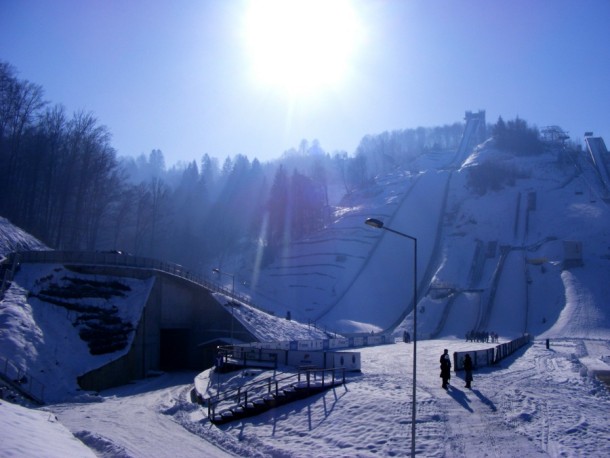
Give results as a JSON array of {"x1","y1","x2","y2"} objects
[
  {"x1": 212, "y1": 268, "x2": 236, "y2": 341},
  {"x1": 365, "y1": 217, "x2": 418, "y2": 457}
]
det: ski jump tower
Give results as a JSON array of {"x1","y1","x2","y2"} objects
[{"x1": 455, "y1": 110, "x2": 487, "y2": 164}]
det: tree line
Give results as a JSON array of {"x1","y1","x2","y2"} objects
[{"x1": 1, "y1": 60, "x2": 472, "y2": 273}]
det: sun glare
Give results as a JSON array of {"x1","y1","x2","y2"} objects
[{"x1": 244, "y1": 0, "x2": 362, "y2": 95}]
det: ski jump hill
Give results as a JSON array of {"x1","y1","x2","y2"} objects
[{"x1": 251, "y1": 120, "x2": 610, "y2": 341}]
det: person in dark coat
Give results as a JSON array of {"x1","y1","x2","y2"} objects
[
  {"x1": 463, "y1": 353, "x2": 474, "y2": 389},
  {"x1": 440, "y1": 349, "x2": 452, "y2": 389}
]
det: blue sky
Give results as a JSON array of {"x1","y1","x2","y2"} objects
[{"x1": 1, "y1": 0, "x2": 609, "y2": 165}]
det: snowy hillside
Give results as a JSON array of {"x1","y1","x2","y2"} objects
[
  {"x1": 2, "y1": 140, "x2": 610, "y2": 456},
  {"x1": 1, "y1": 263, "x2": 154, "y2": 401},
  {"x1": 4, "y1": 140, "x2": 609, "y2": 345},
  {"x1": 0, "y1": 216, "x2": 48, "y2": 259},
  {"x1": 246, "y1": 142, "x2": 610, "y2": 340},
  {"x1": 0, "y1": 219, "x2": 328, "y2": 405}
]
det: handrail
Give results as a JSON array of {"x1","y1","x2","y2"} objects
[
  {"x1": 0, "y1": 356, "x2": 45, "y2": 404},
  {"x1": 217, "y1": 345, "x2": 279, "y2": 369}
]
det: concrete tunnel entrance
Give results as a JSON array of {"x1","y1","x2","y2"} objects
[{"x1": 159, "y1": 328, "x2": 190, "y2": 371}]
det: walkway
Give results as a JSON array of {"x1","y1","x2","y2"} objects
[{"x1": 3, "y1": 250, "x2": 257, "y2": 309}]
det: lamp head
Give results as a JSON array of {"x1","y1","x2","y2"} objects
[{"x1": 365, "y1": 218, "x2": 384, "y2": 229}]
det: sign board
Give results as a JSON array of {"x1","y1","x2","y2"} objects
[
  {"x1": 287, "y1": 350, "x2": 325, "y2": 368},
  {"x1": 329, "y1": 351, "x2": 361, "y2": 371},
  {"x1": 297, "y1": 340, "x2": 324, "y2": 351},
  {"x1": 328, "y1": 338, "x2": 350, "y2": 349}
]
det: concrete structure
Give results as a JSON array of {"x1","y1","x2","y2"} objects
[{"x1": 3, "y1": 251, "x2": 257, "y2": 392}]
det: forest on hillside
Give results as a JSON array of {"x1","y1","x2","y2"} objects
[{"x1": 2, "y1": 60, "x2": 548, "y2": 273}]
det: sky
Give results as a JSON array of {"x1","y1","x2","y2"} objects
[{"x1": 1, "y1": 0, "x2": 609, "y2": 166}]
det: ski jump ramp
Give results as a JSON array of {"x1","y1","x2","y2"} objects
[
  {"x1": 585, "y1": 136, "x2": 610, "y2": 194},
  {"x1": 453, "y1": 110, "x2": 486, "y2": 166},
  {"x1": 318, "y1": 170, "x2": 450, "y2": 333}
]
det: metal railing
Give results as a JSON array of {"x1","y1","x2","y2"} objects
[
  {"x1": 0, "y1": 356, "x2": 45, "y2": 404},
  {"x1": 217, "y1": 345, "x2": 279, "y2": 370},
  {"x1": 5, "y1": 250, "x2": 262, "y2": 311}
]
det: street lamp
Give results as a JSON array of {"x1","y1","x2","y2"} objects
[
  {"x1": 212, "y1": 268, "x2": 236, "y2": 342},
  {"x1": 365, "y1": 217, "x2": 418, "y2": 458}
]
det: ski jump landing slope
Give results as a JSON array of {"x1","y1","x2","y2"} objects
[{"x1": 319, "y1": 170, "x2": 450, "y2": 333}]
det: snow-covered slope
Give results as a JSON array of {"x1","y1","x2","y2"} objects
[
  {"x1": 0, "y1": 263, "x2": 154, "y2": 402},
  {"x1": 0, "y1": 216, "x2": 48, "y2": 260},
  {"x1": 0, "y1": 218, "x2": 329, "y2": 405},
  {"x1": 248, "y1": 143, "x2": 610, "y2": 339},
  {"x1": 0, "y1": 400, "x2": 96, "y2": 458},
  {"x1": 1, "y1": 140, "x2": 610, "y2": 457},
  {"x1": 2, "y1": 139, "x2": 609, "y2": 405}
]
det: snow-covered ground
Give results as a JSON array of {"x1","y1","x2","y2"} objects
[
  {"x1": 0, "y1": 216, "x2": 48, "y2": 261},
  {"x1": 4, "y1": 337, "x2": 609, "y2": 457},
  {"x1": 245, "y1": 143, "x2": 610, "y2": 342},
  {"x1": 2, "y1": 140, "x2": 610, "y2": 456}
]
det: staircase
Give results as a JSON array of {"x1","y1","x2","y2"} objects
[{"x1": 200, "y1": 367, "x2": 346, "y2": 424}]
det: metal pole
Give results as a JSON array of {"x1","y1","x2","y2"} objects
[
  {"x1": 231, "y1": 274, "x2": 235, "y2": 341},
  {"x1": 364, "y1": 219, "x2": 417, "y2": 457},
  {"x1": 230, "y1": 305, "x2": 234, "y2": 342},
  {"x1": 380, "y1": 226, "x2": 417, "y2": 456},
  {"x1": 412, "y1": 237, "x2": 417, "y2": 458},
  {"x1": 213, "y1": 268, "x2": 236, "y2": 341}
]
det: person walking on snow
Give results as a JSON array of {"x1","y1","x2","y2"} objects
[
  {"x1": 440, "y1": 349, "x2": 452, "y2": 389},
  {"x1": 463, "y1": 353, "x2": 474, "y2": 389}
]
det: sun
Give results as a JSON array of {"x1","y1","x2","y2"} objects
[{"x1": 243, "y1": 0, "x2": 363, "y2": 95}]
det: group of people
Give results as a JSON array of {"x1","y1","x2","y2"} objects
[
  {"x1": 465, "y1": 330, "x2": 498, "y2": 343},
  {"x1": 440, "y1": 349, "x2": 473, "y2": 390}
]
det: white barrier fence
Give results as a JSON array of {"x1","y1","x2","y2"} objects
[
  {"x1": 241, "y1": 334, "x2": 391, "y2": 351},
  {"x1": 453, "y1": 334, "x2": 531, "y2": 371},
  {"x1": 220, "y1": 334, "x2": 393, "y2": 373}
]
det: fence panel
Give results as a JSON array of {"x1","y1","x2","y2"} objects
[{"x1": 454, "y1": 334, "x2": 531, "y2": 371}]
